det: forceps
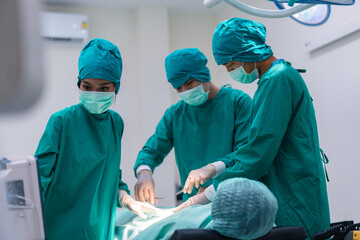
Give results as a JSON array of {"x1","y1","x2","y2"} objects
[{"x1": 156, "y1": 189, "x2": 183, "y2": 200}]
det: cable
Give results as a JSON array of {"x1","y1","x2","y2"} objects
[
  {"x1": 313, "y1": 222, "x2": 360, "y2": 240},
  {"x1": 6, "y1": 193, "x2": 35, "y2": 209},
  {"x1": 5, "y1": 193, "x2": 43, "y2": 238}
]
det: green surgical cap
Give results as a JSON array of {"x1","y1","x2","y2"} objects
[
  {"x1": 78, "y1": 38, "x2": 122, "y2": 94},
  {"x1": 165, "y1": 48, "x2": 211, "y2": 89},
  {"x1": 212, "y1": 178, "x2": 278, "y2": 240},
  {"x1": 212, "y1": 18, "x2": 273, "y2": 65}
]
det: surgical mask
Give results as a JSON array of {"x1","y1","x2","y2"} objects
[
  {"x1": 229, "y1": 62, "x2": 259, "y2": 84},
  {"x1": 79, "y1": 90, "x2": 115, "y2": 114},
  {"x1": 178, "y1": 83, "x2": 209, "y2": 106}
]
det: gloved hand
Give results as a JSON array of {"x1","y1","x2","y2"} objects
[
  {"x1": 119, "y1": 194, "x2": 162, "y2": 219},
  {"x1": 183, "y1": 164, "x2": 217, "y2": 194},
  {"x1": 173, "y1": 191, "x2": 211, "y2": 213},
  {"x1": 134, "y1": 170, "x2": 158, "y2": 204}
]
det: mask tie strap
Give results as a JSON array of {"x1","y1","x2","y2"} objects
[{"x1": 320, "y1": 148, "x2": 330, "y2": 182}]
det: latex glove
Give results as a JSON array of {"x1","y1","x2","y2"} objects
[
  {"x1": 173, "y1": 191, "x2": 210, "y2": 213},
  {"x1": 183, "y1": 164, "x2": 217, "y2": 194},
  {"x1": 197, "y1": 186, "x2": 206, "y2": 194},
  {"x1": 119, "y1": 194, "x2": 162, "y2": 219},
  {"x1": 134, "y1": 169, "x2": 158, "y2": 204}
]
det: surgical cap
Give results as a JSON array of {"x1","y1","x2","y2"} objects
[
  {"x1": 78, "y1": 38, "x2": 122, "y2": 94},
  {"x1": 211, "y1": 178, "x2": 278, "y2": 240},
  {"x1": 165, "y1": 48, "x2": 211, "y2": 89},
  {"x1": 212, "y1": 18, "x2": 273, "y2": 65}
]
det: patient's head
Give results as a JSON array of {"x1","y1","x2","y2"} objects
[{"x1": 211, "y1": 178, "x2": 278, "y2": 240}]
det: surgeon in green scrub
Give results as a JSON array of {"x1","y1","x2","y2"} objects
[
  {"x1": 35, "y1": 38, "x2": 160, "y2": 240},
  {"x1": 133, "y1": 48, "x2": 252, "y2": 204},
  {"x1": 177, "y1": 18, "x2": 330, "y2": 239}
]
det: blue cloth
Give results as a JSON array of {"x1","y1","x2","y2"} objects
[
  {"x1": 165, "y1": 48, "x2": 211, "y2": 89},
  {"x1": 212, "y1": 18, "x2": 273, "y2": 65},
  {"x1": 78, "y1": 38, "x2": 122, "y2": 94}
]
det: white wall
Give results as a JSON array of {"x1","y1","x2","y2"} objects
[
  {"x1": 0, "y1": 5, "x2": 176, "y2": 206},
  {"x1": 216, "y1": 0, "x2": 360, "y2": 223},
  {"x1": 1, "y1": 0, "x2": 359, "y2": 222}
]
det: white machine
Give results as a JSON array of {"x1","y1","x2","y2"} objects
[
  {"x1": 40, "y1": 11, "x2": 89, "y2": 44},
  {"x1": 1, "y1": 0, "x2": 47, "y2": 238},
  {"x1": 0, "y1": 156, "x2": 46, "y2": 240}
]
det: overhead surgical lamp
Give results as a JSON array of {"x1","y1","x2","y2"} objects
[
  {"x1": 203, "y1": 0, "x2": 354, "y2": 18},
  {"x1": 204, "y1": 0, "x2": 315, "y2": 18}
]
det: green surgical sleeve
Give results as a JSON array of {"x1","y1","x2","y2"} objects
[
  {"x1": 35, "y1": 114, "x2": 62, "y2": 201},
  {"x1": 213, "y1": 76, "x2": 292, "y2": 188},
  {"x1": 118, "y1": 169, "x2": 130, "y2": 193},
  {"x1": 216, "y1": 93, "x2": 253, "y2": 168}
]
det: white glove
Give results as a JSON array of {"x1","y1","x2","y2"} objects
[
  {"x1": 119, "y1": 194, "x2": 162, "y2": 219},
  {"x1": 183, "y1": 164, "x2": 217, "y2": 194},
  {"x1": 134, "y1": 169, "x2": 157, "y2": 204},
  {"x1": 173, "y1": 191, "x2": 211, "y2": 213}
]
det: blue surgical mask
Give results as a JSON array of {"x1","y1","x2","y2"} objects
[
  {"x1": 79, "y1": 90, "x2": 115, "y2": 114},
  {"x1": 178, "y1": 83, "x2": 209, "y2": 106},
  {"x1": 229, "y1": 62, "x2": 259, "y2": 84}
]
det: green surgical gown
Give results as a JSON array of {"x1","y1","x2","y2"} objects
[
  {"x1": 134, "y1": 86, "x2": 252, "y2": 201},
  {"x1": 35, "y1": 103, "x2": 129, "y2": 240},
  {"x1": 213, "y1": 61, "x2": 330, "y2": 239}
]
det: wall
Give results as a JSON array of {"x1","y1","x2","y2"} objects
[{"x1": 215, "y1": 0, "x2": 360, "y2": 223}]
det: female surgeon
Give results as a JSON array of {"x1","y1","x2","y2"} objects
[
  {"x1": 35, "y1": 38, "x2": 159, "y2": 240},
  {"x1": 177, "y1": 18, "x2": 330, "y2": 239}
]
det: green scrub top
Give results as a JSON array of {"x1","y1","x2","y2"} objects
[
  {"x1": 134, "y1": 86, "x2": 252, "y2": 201},
  {"x1": 35, "y1": 103, "x2": 129, "y2": 240},
  {"x1": 213, "y1": 61, "x2": 330, "y2": 239}
]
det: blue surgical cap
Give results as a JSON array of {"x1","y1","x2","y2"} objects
[
  {"x1": 78, "y1": 38, "x2": 122, "y2": 94},
  {"x1": 212, "y1": 18, "x2": 273, "y2": 65},
  {"x1": 165, "y1": 48, "x2": 211, "y2": 89},
  {"x1": 211, "y1": 178, "x2": 278, "y2": 240}
]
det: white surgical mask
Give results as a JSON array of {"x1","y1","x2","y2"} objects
[
  {"x1": 178, "y1": 83, "x2": 209, "y2": 106},
  {"x1": 79, "y1": 90, "x2": 115, "y2": 114},
  {"x1": 229, "y1": 62, "x2": 259, "y2": 84}
]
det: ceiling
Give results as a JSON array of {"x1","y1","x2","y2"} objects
[{"x1": 41, "y1": 0, "x2": 221, "y2": 13}]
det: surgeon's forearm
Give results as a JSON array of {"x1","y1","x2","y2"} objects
[
  {"x1": 118, "y1": 189, "x2": 128, "y2": 199},
  {"x1": 204, "y1": 185, "x2": 216, "y2": 201},
  {"x1": 211, "y1": 161, "x2": 226, "y2": 176},
  {"x1": 136, "y1": 165, "x2": 152, "y2": 177}
]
